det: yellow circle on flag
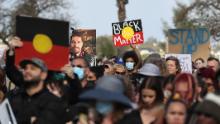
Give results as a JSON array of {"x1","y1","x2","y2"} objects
[
  {"x1": 33, "y1": 34, "x2": 53, "y2": 54},
  {"x1": 122, "y1": 26, "x2": 134, "y2": 40}
]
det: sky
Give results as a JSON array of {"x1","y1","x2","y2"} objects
[{"x1": 73, "y1": 0, "x2": 191, "y2": 41}]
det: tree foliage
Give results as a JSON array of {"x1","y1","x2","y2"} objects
[
  {"x1": 96, "y1": 35, "x2": 118, "y2": 58},
  {"x1": 172, "y1": 0, "x2": 220, "y2": 31},
  {"x1": 0, "y1": 0, "x2": 75, "y2": 41}
]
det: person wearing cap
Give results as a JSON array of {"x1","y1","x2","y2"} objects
[
  {"x1": 80, "y1": 75, "x2": 133, "y2": 124},
  {"x1": 5, "y1": 37, "x2": 72, "y2": 124},
  {"x1": 189, "y1": 92, "x2": 220, "y2": 124}
]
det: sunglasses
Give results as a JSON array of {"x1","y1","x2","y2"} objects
[
  {"x1": 104, "y1": 65, "x2": 109, "y2": 69},
  {"x1": 115, "y1": 71, "x2": 126, "y2": 75}
]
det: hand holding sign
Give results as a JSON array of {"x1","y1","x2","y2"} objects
[{"x1": 8, "y1": 36, "x2": 23, "y2": 49}]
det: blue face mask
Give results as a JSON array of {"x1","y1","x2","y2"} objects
[
  {"x1": 96, "y1": 101, "x2": 113, "y2": 115},
  {"x1": 125, "y1": 62, "x2": 135, "y2": 70},
  {"x1": 73, "y1": 67, "x2": 84, "y2": 80}
]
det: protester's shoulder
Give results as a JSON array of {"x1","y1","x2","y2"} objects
[{"x1": 6, "y1": 88, "x2": 24, "y2": 98}]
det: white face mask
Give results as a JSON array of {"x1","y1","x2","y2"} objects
[
  {"x1": 164, "y1": 90, "x2": 172, "y2": 99},
  {"x1": 96, "y1": 101, "x2": 113, "y2": 115},
  {"x1": 126, "y1": 62, "x2": 135, "y2": 70},
  {"x1": 73, "y1": 67, "x2": 84, "y2": 80}
]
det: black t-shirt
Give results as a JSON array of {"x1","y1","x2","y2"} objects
[{"x1": 117, "y1": 110, "x2": 143, "y2": 124}]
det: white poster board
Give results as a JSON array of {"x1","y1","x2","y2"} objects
[
  {"x1": 165, "y1": 54, "x2": 192, "y2": 73},
  {"x1": 0, "y1": 99, "x2": 17, "y2": 124}
]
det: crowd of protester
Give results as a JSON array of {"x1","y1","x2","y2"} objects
[{"x1": 0, "y1": 33, "x2": 220, "y2": 124}]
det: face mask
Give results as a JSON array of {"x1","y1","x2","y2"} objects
[
  {"x1": 164, "y1": 90, "x2": 172, "y2": 99},
  {"x1": 96, "y1": 101, "x2": 113, "y2": 115},
  {"x1": 125, "y1": 62, "x2": 135, "y2": 70},
  {"x1": 73, "y1": 67, "x2": 84, "y2": 80}
]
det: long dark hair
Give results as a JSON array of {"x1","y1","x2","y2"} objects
[
  {"x1": 0, "y1": 67, "x2": 6, "y2": 92},
  {"x1": 139, "y1": 77, "x2": 164, "y2": 108}
]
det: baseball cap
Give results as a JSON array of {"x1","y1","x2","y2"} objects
[{"x1": 20, "y1": 58, "x2": 48, "y2": 72}]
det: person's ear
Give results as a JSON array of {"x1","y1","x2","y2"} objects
[{"x1": 40, "y1": 72, "x2": 48, "y2": 80}]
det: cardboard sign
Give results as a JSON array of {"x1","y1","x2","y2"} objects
[
  {"x1": 112, "y1": 19, "x2": 144, "y2": 46},
  {"x1": 165, "y1": 54, "x2": 192, "y2": 73},
  {"x1": 0, "y1": 99, "x2": 17, "y2": 124},
  {"x1": 168, "y1": 28, "x2": 210, "y2": 61}
]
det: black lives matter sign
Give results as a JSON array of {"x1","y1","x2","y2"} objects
[{"x1": 112, "y1": 19, "x2": 144, "y2": 46}]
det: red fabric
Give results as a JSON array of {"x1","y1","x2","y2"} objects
[
  {"x1": 15, "y1": 41, "x2": 69, "y2": 71},
  {"x1": 113, "y1": 32, "x2": 144, "y2": 46}
]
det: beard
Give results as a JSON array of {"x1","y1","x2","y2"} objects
[{"x1": 23, "y1": 77, "x2": 41, "y2": 89}]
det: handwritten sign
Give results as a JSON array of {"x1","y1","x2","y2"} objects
[
  {"x1": 165, "y1": 54, "x2": 192, "y2": 73},
  {"x1": 168, "y1": 28, "x2": 210, "y2": 60},
  {"x1": 112, "y1": 19, "x2": 144, "y2": 46}
]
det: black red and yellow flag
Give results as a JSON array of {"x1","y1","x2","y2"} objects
[
  {"x1": 16, "y1": 16, "x2": 69, "y2": 71},
  {"x1": 112, "y1": 19, "x2": 144, "y2": 47}
]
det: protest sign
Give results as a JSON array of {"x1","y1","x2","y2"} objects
[
  {"x1": 112, "y1": 19, "x2": 144, "y2": 46},
  {"x1": 168, "y1": 28, "x2": 210, "y2": 61},
  {"x1": 70, "y1": 29, "x2": 96, "y2": 66},
  {"x1": 16, "y1": 16, "x2": 69, "y2": 71}
]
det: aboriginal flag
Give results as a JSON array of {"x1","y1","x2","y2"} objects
[{"x1": 16, "y1": 16, "x2": 69, "y2": 71}]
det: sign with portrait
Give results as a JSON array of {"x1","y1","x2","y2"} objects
[
  {"x1": 70, "y1": 29, "x2": 96, "y2": 66},
  {"x1": 165, "y1": 54, "x2": 192, "y2": 73}
]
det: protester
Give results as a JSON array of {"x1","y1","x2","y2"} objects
[
  {"x1": 189, "y1": 92, "x2": 220, "y2": 124},
  {"x1": 122, "y1": 45, "x2": 142, "y2": 75},
  {"x1": 70, "y1": 57, "x2": 89, "y2": 88},
  {"x1": 207, "y1": 56, "x2": 220, "y2": 72},
  {"x1": 163, "y1": 74, "x2": 175, "y2": 103},
  {"x1": 119, "y1": 76, "x2": 164, "y2": 124},
  {"x1": 5, "y1": 37, "x2": 72, "y2": 124},
  {"x1": 164, "y1": 99, "x2": 187, "y2": 124},
  {"x1": 103, "y1": 61, "x2": 115, "y2": 76},
  {"x1": 80, "y1": 75, "x2": 133, "y2": 124},
  {"x1": 172, "y1": 73, "x2": 196, "y2": 107},
  {"x1": 166, "y1": 56, "x2": 181, "y2": 75},
  {"x1": 85, "y1": 65, "x2": 104, "y2": 89},
  {"x1": 194, "y1": 58, "x2": 205, "y2": 70},
  {"x1": 197, "y1": 67, "x2": 217, "y2": 93},
  {"x1": 144, "y1": 53, "x2": 167, "y2": 76},
  {"x1": 114, "y1": 64, "x2": 127, "y2": 76}
]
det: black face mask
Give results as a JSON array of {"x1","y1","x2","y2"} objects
[{"x1": 86, "y1": 80, "x2": 96, "y2": 88}]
